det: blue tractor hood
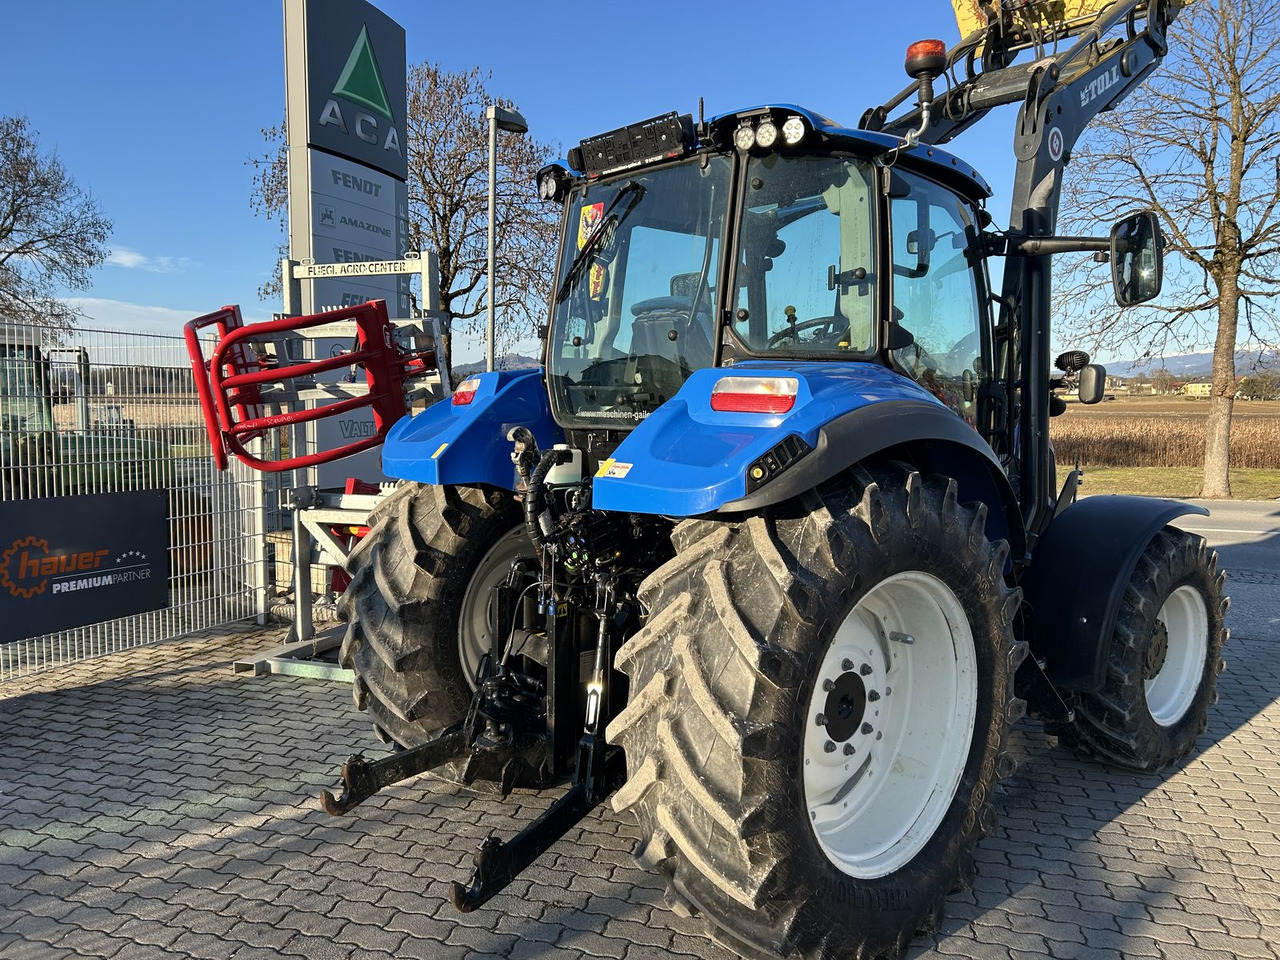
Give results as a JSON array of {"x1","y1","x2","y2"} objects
[
  {"x1": 592, "y1": 361, "x2": 951, "y2": 515},
  {"x1": 381, "y1": 370, "x2": 563, "y2": 489}
]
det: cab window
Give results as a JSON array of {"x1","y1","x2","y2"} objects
[
  {"x1": 889, "y1": 171, "x2": 987, "y2": 425},
  {"x1": 733, "y1": 154, "x2": 877, "y2": 355}
]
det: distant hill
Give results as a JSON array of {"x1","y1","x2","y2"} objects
[
  {"x1": 454, "y1": 353, "x2": 541, "y2": 377},
  {"x1": 1109, "y1": 346, "x2": 1278, "y2": 380}
]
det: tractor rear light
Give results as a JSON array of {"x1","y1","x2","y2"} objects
[
  {"x1": 734, "y1": 123, "x2": 757, "y2": 151},
  {"x1": 453, "y1": 377, "x2": 482, "y2": 405},
  {"x1": 755, "y1": 120, "x2": 779, "y2": 149},
  {"x1": 710, "y1": 376, "x2": 799, "y2": 414}
]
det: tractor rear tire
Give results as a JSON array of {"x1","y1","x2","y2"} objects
[
  {"x1": 1055, "y1": 528, "x2": 1227, "y2": 771},
  {"x1": 339, "y1": 482, "x2": 530, "y2": 749},
  {"x1": 608, "y1": 465, "x2": 1026, "y2": 960}
]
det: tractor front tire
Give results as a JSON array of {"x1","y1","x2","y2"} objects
[
  {"x1": 608, "y1": 466, "x2": 1026, "y2": 960},
  {"x1": 1056, "y1": 528, "x2": 1227, "y2": 771},
  {"x1": 339, "y1": 482, "x2": 529, "y2": 749}
]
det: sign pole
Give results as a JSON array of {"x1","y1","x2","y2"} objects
[{"x1": 486, "y1": 109, "x2": 497, "y2": 373}]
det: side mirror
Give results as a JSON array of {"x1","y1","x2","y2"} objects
[
  {"x1": 1078, "y1": 364, "x2": 1107, "y2": 405},
  {"x1": 905, "y1": 228, "x2": 937, "y2": 257},
  {"x1": 1111, "y1": 211, "x2": 1163, "y2": 306}
]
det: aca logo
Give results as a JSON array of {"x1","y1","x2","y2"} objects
[{"x1": 1, "y1": 536, "x2": 110, "y2": 600}]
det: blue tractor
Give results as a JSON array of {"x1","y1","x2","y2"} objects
[{"x1": 210, "y1": 2, "x2": 1226, "y2": 957}]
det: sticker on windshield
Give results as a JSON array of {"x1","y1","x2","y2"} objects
[
  {"x1": 577, "y1": 203, "x2": 604, "y2": 249},
  {"x1": 577, "y1": 203, "x2": 607, "y2": 300}
]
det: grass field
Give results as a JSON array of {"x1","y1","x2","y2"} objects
[
  {"x1": 1054, "y1": 396, "x2": 1280, "y2": 498},
  {"x1": 1079, "y1": 467, "x2": 1280, "y2": 499},
  {"x1": 1052, "y1": 396, "x2": 1280, "y2": 468}
]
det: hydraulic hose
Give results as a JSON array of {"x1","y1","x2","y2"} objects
[{"x1": 525, "y1": 447, "x2": 571, "y2": 549}]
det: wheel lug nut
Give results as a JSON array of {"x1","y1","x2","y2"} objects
[
  {"x1": 859, "y1": 663, "x2": 872, "y2": 676},
  {"x1": 843, "y1": 744, "x2": 855, "y2": 756},
  {"x1": 841, "y1": 659, "x2": 854, "y2": 672},
  {"x1": 822, "y1": 679, "x2": 835, "y2": 692},
  {"x1": 868, "y1": 690, "x2": 880, "y2": 702},
  {"x1": 824, "y1": 741, "x2": 837, "y2": 753},
  {"x1": 861, "y1": 722, "x2": 873, "y2": 735},
  {"x1": 815, "y1": 713, "x2": 827, "y2": 726}
]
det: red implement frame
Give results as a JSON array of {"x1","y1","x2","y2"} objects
[{"x1": 184, "y1": 300, "x2": 432, "y2": 472}]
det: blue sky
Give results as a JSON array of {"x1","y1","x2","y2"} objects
[{"x1": 7, "y1": 0, "x2": 1029, "y2": 361}]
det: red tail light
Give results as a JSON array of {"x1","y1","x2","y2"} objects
[
  {"x1": 710, "y1": 376, "x2": 799, "y2": 414},
  {"x1": 453, "y1": 377, "x2": 481, "y2": 405}
]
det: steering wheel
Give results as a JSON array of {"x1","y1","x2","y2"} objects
[
  {"x1": 943, "y1": 330, "x2": 981, "y2": 373},
  {"x1": 767, "y1": 316, "x2": 848, "y2": 347}
]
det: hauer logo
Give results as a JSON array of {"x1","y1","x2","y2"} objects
[
  {"x1": 0, "y1": 536, "x2": 152, "y2": 600},
  {"x1": 318, "y1": 25, "x2": 402, "y2": 159}
]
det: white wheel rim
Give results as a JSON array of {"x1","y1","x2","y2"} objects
[
  {"x1": 803, "y1": 571, "x2": 978, "y2": 879},
  {"x1": 1144, "y1": 585, "x2": 1209, "y2": 727},
  {"x1": 458, "y1": 526, "x2": 532, "y2": 689}
]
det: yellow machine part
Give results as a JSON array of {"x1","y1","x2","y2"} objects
[{"x1": 950, "y1": 0, "x2": 1123, "y2": 40}]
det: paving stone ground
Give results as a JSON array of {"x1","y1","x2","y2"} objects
[{"x1": 1, "y1": 585, "x2": 1277, "y2": 960}]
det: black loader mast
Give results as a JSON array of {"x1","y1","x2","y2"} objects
[{"x1": 863, "y1": 0, "x2": 1186, "y2": 542}]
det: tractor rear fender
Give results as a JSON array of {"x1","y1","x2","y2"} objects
[
  {"x1": 1021, "y1": 496, "x2": 1209, "y2": 692},
  {"x1": 381, "y1": 370, "x2": 563, "y2": 490},
  {"x1": 592, "y1": 361, "x2": 1024, "y2": 558}
]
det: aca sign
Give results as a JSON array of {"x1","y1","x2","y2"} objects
[{"x1": 285, "y1": 0, "x2": 407, "y2": 180}]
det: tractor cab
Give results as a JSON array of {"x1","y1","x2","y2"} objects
[
  {"x1": 0, "y1": 323, "x2": 57, "y2": 438},
  {"x1": 540, "y1": 107, "x2": 998, "y2": 443}
]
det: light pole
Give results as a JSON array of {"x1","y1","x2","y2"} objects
[{"x1": 485, "y1": 104, "x2": 529, "y2": 372}]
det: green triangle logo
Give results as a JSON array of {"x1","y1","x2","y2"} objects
[{"x1": 333, "y1": 25, "x2": 392, "y2": 120}]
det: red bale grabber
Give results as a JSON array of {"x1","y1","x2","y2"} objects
[{"x1": 184, "y1": 300, "x2": 442, "y2": 472}]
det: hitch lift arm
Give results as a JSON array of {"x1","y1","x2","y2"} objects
[
  {"x1": 450, "y1": 735, "x2": 625, "y2": 912},
  {"x1": 319, "y1": 727, "x2": 472, "y2": 816}
]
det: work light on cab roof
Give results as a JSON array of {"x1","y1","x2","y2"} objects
[{"x1": 567, "y1": 111, "x2": 695, "y2": 179}]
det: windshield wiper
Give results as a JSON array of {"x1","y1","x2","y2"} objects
[{"x1": 554, "y1": 181, "x2": 646, "y2": 305}]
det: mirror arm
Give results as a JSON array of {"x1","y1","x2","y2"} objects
[{"x1": 1008, "y1": 235, "x2": 1110, "y2": 256}]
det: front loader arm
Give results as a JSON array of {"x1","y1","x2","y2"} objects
[
  {"x1": 863, "y1": 0, "x2": 1181, "y2": 150},
  {"x1": 865, "y1": 0, "x2": 1184, "y2": 540}
]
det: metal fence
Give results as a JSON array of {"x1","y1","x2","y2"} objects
[{"x1": 0, "y1": 319, "x2": 266, "y2": 681}]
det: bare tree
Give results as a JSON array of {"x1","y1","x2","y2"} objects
[
  {"x1": 0, "y1": 116, "x2": 112, "y2": 329},
  {"x1": 248, "y1": 122, "x2": 288, "y2": 303},
  {"x1": 1240, "y1": 370, "x2": 1279, "y2": 399},
  {"x1": 1057, "y1": 0, "x2": 1280, "y2": 497},
  {"x1": 249, "y1": 64, "x2": 560, "y2": 377},
  {"x1": 1152, "y1": 367, "x2": 1177, "y2": 396}
]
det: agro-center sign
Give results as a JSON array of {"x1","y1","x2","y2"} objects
[{"x1": 284, "y1": 0, "x2": 410, "y2": 318}]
